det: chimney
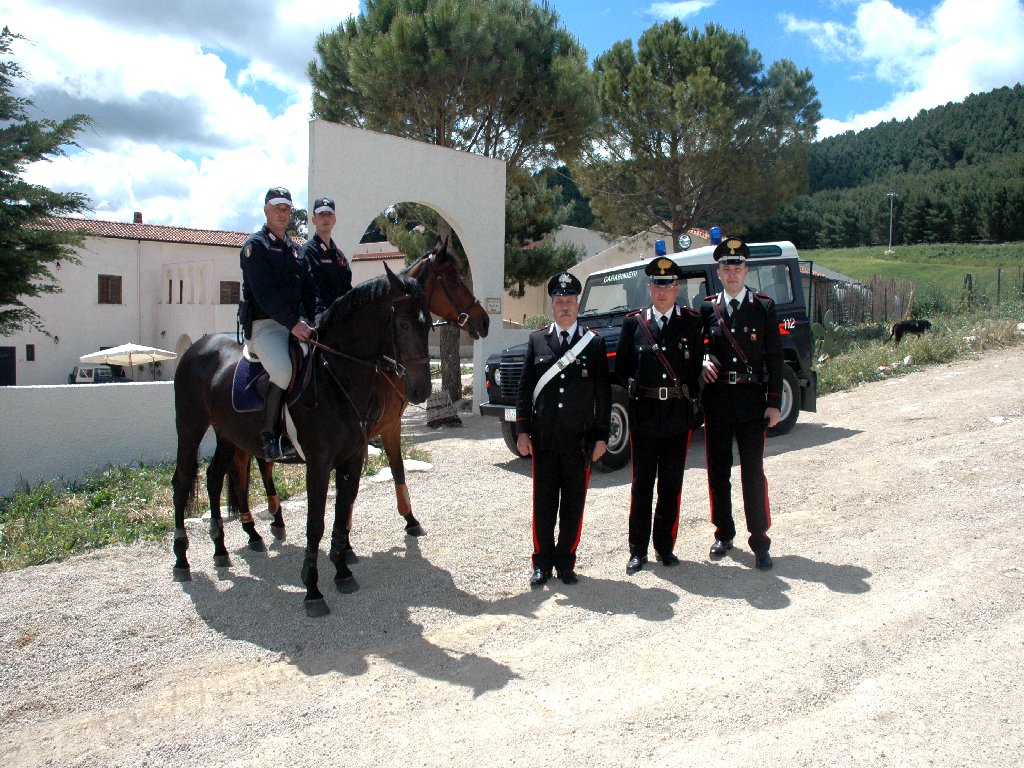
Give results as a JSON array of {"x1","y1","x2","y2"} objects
[{"x1": 133, "y1": 211, "x2": 143, "y2": 224}]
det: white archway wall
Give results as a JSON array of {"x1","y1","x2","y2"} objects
[{"x1": 308, "y1": 120, "x2": 512, "y2": 405}]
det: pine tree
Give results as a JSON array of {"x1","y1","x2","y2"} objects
[{"x1": 0, "y1": 27, "x2": 92, "y2": 335}]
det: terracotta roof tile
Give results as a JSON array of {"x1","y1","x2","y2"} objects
[{"x1": 35, "y1": 215, "x2": 293, "y2": 247}]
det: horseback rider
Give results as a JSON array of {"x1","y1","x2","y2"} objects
[
  {"x1": 239, "y1": 187, "x2": 321, "y2": 460},
  {"x1": 302, "y1": 196, "x2": 352, "y2": 312}
]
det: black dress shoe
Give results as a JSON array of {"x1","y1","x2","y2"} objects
[
  {"x1": 558, "y1": 568, "x2": 578, "y2": 585},
  {"x1": 626, "y1": 554, "x2": 647, "y2": 574},
  {"x1": 755, "y1": 551, "x2": 774, "y2": 570},
  {"x1": 658, "y1": 552, "x2": 680, "y2": 566},
  {"x1": 529, "y1": 568, "x2": 550, "y2": 587},
  {"x1": 709, "y1": 539, "x2": 734, "y2": 557}
]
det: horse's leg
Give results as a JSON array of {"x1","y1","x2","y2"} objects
[
  {"x1": 206, "y1": 440, "x2": 234, "y2": 568},
  {"x1": 228, "y1": 449, "x2": 266, "y2": 553},
  {"x1": 329, "y1": 456, "x2": 364, "y2": 593},
  {"x1": 381, "y1": 418, "x2": 425, "y2": 536},
  {"x1": 256, "y1": 458, "x2": 286, "y2": 540},
  {"x1": 171, "y1": 430, "x2": 205, "y2": 582},
  {"x1": 301, "y1": 458, "x2": 332, "y2": 617}
]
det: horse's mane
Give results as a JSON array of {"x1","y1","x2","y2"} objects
[{"x1": 317, "y1": 272, "x2": 424, "y2": 331}]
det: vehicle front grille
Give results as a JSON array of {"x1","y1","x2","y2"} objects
[{"x1": 498, "y1": 352, "x2": 526, "y2": 400}]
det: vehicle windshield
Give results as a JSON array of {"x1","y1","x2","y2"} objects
[{"x1": 579, "y1": 268, "x2": 645, "y2": 315}]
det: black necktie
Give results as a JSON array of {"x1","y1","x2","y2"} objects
[
  {"x1": 729, "y1": 298, "x2": 740, "y2": 315},
  {"x1": 659, "y1": 314, "x2": 668, "y2": 331},
  {"x1": 559, "y1": 330, "x2": 570, "y2": 354}
]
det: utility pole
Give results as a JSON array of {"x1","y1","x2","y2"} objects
[{"x1": 887, "y1": 192, "x2": 897, "y2": 253}]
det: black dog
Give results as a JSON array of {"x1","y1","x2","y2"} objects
[{"x1": 889, "y1": 319, "x2": 932, "y2": 344}]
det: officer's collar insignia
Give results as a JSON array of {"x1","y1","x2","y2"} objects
[{"x1": 656, "y1": 258, "x2": 673, "y2": 275}]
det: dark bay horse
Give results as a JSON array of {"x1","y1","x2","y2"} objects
[
  {"x1": 226, "y1": 237, "x2": 489, "y2": 545},
  {"x1": 172, "y1": 265, "x2": 432, "y2": 616}
]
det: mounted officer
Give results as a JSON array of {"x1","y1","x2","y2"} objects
[
  {"x1": 239, "y1": 187, "x2": 321, "y2": 461},
  {"x1": 302, "y1": 196, "x2": 352, "y2": 311}
]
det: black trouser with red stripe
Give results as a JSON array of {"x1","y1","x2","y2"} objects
[
  {"x1": 628, "y1": 431, "x2": 691, "y2": 558},
  {"x1": 704, "y1": 415, "x2": 772, "y2": 552},
  {"x1": 531, "y1": 440, "x2": 591, "y2": 573}
]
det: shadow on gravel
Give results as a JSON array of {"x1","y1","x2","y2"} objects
[
  {"x1": 179, "y1": 534, "x2": 678, "y2": 696},
  {"x1": 764, "y1": 423, "x2": 862, "y2": 457},
  {"x1": 651, "y1": 551, "x2": 872, "y2": 610}
]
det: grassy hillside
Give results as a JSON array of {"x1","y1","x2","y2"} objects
[{"x1": 803, "y1": 242, "x2": 1024, "y2": 314}]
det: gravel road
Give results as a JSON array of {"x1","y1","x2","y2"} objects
[{"x1": 2, "y1": 344, "x2": 1023, "y2": 767}]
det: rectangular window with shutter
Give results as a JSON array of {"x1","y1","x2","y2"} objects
[
  {"x1": 220, "y1": 281, "x2": 241, "y2": 304},
  {"x1": 98, "y1": 274, "x2": 122, "y2": 304}
]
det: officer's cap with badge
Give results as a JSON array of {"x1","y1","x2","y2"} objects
[
  {"x1": 313, "y1": 196, "x2": 335, "y2": 214},
  {"x1": 265, "y1": 187, "x2": 293, "y2": 207},
  {"x1": 547, "y1": 270, "x2": 582, "y2": 297},
  {"x1": 713, "y1": 237, "x2": 749, "y2": 265},
  {"x1": 646, "y1": 240, "x2": 684, "y2": 285}
]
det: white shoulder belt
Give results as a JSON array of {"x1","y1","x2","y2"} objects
[{"x1": 533, "y1": 330, "x2": 595, "y2": 403}]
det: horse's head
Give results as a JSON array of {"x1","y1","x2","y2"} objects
[
  {"x1": 406, "y1": 235, "x2": 490, "y2": 340},
  {"x1": 383, "y1": 264, "x2": 433, "y2": 405}
]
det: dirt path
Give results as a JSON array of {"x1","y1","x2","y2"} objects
[{"x1": 2, "y1": 345, "x2": 1023, "y2": 767}]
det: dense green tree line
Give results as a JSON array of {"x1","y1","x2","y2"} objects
[{"x1": 744, "y1": 85, "x2": 1024, "y2": 248}]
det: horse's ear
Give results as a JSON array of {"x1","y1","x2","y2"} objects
[
  {"x1": 434, "y1": 234, "x2": 448, "y2": 256},
  {"x1": 384, "y1": 262, "x2": 403, "y2": 290}
]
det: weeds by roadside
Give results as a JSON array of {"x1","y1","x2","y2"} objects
[{"x1": 0, "y1": 437, "x2": 429, "y2": 572}]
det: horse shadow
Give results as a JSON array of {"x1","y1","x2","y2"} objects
[{"x1": 180, "y1": 534, "x2": 680, "y2": 695}]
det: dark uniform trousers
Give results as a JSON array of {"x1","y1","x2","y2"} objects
[
  {"x1": 699, "y1": 289, "x2": 784, "y2": 554},
  {"x1": 516, "y1": 326, "x2": 611, "y2": 573},
  {"x1": 616, "y1": 306, "x2": 703, "y2": 559}
]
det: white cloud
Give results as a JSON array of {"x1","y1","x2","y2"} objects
[
  {"x1": 3, "y1": 0, "x2": 357, "y2": 230},
  {"x1": 786, "y1": 0, "x2": 1024, "y2": 138},
  {"x1": 647, "y1": 1, "x2": 718, "y2": 20}
]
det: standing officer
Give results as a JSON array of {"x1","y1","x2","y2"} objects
[
  {"x1": 699, "y1": 238, "x2": 784, "y2": 570},
  {"x1": 302, "y1": 196, "x2": 352, "y2": 310},
  {"x1": 516, "y1": 271, "x2": 611, "y2": 587},
  {"x1": 616, "y1": 244, "x2": 703, "y2": 574},
  {"x1": 240, "y1": 187, "x2": 320, "y2": 461}
]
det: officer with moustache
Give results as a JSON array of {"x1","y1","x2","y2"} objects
[
  {"x1": 302, "y1": 196, "x2": 352, "y2": 310},
  {"x1": 699, "y1": 238, "x2": 784, "y2": 570},
  {"x1": 616, "y1": 243, "x2": 703, "y2": 574},
  {"x1": 516, "y1": 271, "x2": 611, "y2": 587}
]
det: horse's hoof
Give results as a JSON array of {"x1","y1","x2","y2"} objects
[
  {"x1": 304, "y1": 599, "x2": 330, "y2": 618},
  {"x1": 405, "y1": 524, "x2": 425, "y2": 537},
  {"x1": 247, "y1": 538, "x2": 267, "y2": 553},
  {"x1": 270, "y1": 524, "x2": 286, "y2": 541},
  {"x1": 172, "y1": 567, "x2": 192, "y2": 582},
  {"x1": 335, "y1": 576, "x2": 359, "y2": 594},
  {"x1": 213, "y1": 555, "x2": 231, "y2": 568}
]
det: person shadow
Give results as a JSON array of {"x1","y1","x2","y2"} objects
[
  {"x1": 180, "y1": 534, "x2": 680, "y2": 695},
  {"x1": 651, "y1": 550, "x2": 871, "y2": 610}
]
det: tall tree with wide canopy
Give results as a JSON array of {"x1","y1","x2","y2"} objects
[
  {"x1": 576, "y1": 20, "x2": 820, "y2": 251},
  {"x1": 308, "y1": 0, "x2": 595, "y2": 403},
  {"x1": 0, "y1": 27, "x2": 91, "y2": 335}
]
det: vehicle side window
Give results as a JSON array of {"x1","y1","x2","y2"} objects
[
  {"x1": 677, "y1": 273, "x2": 709, "y2": 310},
  {"x1": 748, "y1": 263, "x2": 793, "y2": 304}
]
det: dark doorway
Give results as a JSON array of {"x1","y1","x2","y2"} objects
[{"x1": 0, "y1": 346, "x2": 15, "y2": 386}]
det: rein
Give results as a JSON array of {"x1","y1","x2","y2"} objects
[{"x1": 408, "y1": 252, "x2": 483, "y2": 335}]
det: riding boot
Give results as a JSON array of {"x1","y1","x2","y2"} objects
[{"x1": 260, "y1": 383, "x2": 295, "y2": 460}]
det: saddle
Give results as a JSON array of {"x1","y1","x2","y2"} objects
[{"x1": 231, "y1": 339, "x2": 316, "y2": 413}]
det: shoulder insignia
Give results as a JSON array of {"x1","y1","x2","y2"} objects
[{"x1": 244, "y1": 244, "x2": 252, "y2": 259}]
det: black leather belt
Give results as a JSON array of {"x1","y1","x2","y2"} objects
[
  {"x1": 637, "y1": 385, "x2": 689, "y2": 401},
  {"x1": 723, "y1": 372, "x2": 762, "y2": 384}
]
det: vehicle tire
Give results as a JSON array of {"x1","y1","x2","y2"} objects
[
  {"x1": 768, "y1": 364, "x2": 801, "y2": 437},
  {"x1": 595, "y1": 385, "x2": 631, "y2": 472},
  {"x1": 501, "y1": 420, "x2": 525, "y2": 459}
]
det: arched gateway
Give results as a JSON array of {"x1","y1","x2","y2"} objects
[{"x1": 307, "y1": 120, "x2": 508, "y2": 405}]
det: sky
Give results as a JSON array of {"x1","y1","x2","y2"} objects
[{"x1": 6, "y1": 0, "x2": 1024, "y2": 233}]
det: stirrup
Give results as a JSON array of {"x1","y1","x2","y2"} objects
[
  {"x1": 278, "y1": 434, "x2": 297, "y2": 459},
  {"x1": 262, "y1": 432, "x2": 282, "y2": 461}
]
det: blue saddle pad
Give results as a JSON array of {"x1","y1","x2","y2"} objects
[{"x1": 231, "y1": 356, "x2": 266, "y2": 413}]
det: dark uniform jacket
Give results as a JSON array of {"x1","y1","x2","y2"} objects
[
  {"x1": 240, "y1": 225, "x2": 321, "y2": 330},
  {"x1": 302, "y1": 234, "x2": 352, "y2": 308},
  {"x1": 616, "y1": 305, "x2": 703, "y2": 438},
  {"x1": 700, "y1": 289, "x2": 785, "y2": 424},
  {"x1": 515, "y1": 324, "x2": 612, "y2": 452}
]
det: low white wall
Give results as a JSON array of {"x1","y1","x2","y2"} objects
[{"x1": 0, "y1": 383, "x2": 215, "y2": 499}]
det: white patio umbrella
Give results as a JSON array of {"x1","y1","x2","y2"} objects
[{"x1": 78, "y1": 342, "x2": 177, "y2": 379}]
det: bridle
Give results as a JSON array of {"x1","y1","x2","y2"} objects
[{"x1": 407, "y1": 251, "x2": 484, "y2": 337}]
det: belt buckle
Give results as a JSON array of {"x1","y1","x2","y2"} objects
[
  {"x1": 658, "y1": 386, "x2": 668, "y2": 401},
  {"x1": 727, "y1": 371, "x2": 738, "y2": 384}
]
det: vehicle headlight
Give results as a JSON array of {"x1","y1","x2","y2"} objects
[{"x1": 493, "y1": 366, "x2": 503, "y2": 387}]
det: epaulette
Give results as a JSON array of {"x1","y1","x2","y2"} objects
[
  {"x1": 625, "y1": 309, "x2": 643, "y2": 317},
  {"x1": 680, "y1": 305, "x2": 700, "y2": 316},
  {"x1": 701, "y1": 295, "x2": 715, "y2": 302}
]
